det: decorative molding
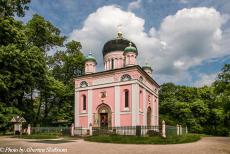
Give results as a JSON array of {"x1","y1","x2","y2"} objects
[
  {"x1": 88, "y1": 89, "x2": 92, "y2": 128},
  {"x1": 115, "y1": 86, "x2": 120, "y2": 127}
]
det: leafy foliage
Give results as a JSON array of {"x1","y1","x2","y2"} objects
[{"x1": 159, "y1": 65, "x2": 230, "y2": 136}]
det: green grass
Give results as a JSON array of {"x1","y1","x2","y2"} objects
[
  {"x1": 85, "y1": 134, "x2": 201, "y2": 144},
  {"x1": 16, "y1": 133, "x2": 61, "y2": 139}
]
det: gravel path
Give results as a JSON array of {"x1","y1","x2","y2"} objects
[{"x1": 0, "y1": 136, "x2": 230, "y2": 154}]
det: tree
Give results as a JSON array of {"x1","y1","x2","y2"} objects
[
  {"x1": 0, "y1": 17, "x2": 26, "y2": 47},
  {"x1": 0, "y1": 0, "x2": 30, "y2": 17},
  {"x1": 25, "y1": 14, "x2": 65, "y2": 52},
  {"x1": 213, "y1": 64, "x2": 230, "y2": 133}
]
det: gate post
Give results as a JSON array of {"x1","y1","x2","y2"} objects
[
  {"x1": 89, "y1": 123, "x2": 93, "y2": 136},
  {"x1": 177, "y1": 124, "x2": 179, "y2": 136},
  {"x1": 27, "y1": 124, "x2": 31, "y2": 135},
  {"x1": 162, "y1": 120, "x2": 166, "y2": 138},
  {"x1": 70, "y1": 123, "x2": 74, "y2": 136},
  {"x1": 185, "y1": 126, "x2": 188, "y2": 134},
  {"x1": 179, "y1": 125, "x2": 183, "y2": 135}
]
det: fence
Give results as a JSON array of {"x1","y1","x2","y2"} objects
[
  {"x1": 166, "y1": 125, "x2": 177, "y2": 136},
  {"x1": 31, "y1": 127, "x2": 70, "y2": 135},
  {"x1": 92, "y1": 126, "x2": 160, "y2": 136}
]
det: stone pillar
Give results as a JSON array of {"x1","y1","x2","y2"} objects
[
  {"x1": 186, "y1": 126, "x2": 188, "y2": 134},
  {"x1": 27, "y1": 124, "x2": 31, "y2": 135},
  {"x1": 162, "y1": 120, "x2": 166, "y2": 138},
  {"x1": 177, "y1": 124, "x2": 179, "y2": 136},
  {"x1": 70, "y1": 123, "x2": 74, "y2": 136}
]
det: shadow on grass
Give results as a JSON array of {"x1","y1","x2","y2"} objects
[{"x1": 26, "y1": 140, "x2": 75, "y2": 144}]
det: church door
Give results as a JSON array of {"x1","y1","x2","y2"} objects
[
  {"x1": 97, "y1": 104, "x2": 112, "y2": 128},
  {"x1": 100, "y1": 113, "x2": 108, "y2": 128}
]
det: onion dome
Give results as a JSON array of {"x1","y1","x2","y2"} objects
[
  {"x1": 85, "y1": 53, "x2": 97, "y2": 64},
  {"x1": 124, "y1": 42, "x2": 137, "y2": 54},
  {"x1": 102, "y1": 32, "x2": 138, "y2": 56},
  {"x1": 142, "y1": 63, "x2": 152, "y2": 71}
]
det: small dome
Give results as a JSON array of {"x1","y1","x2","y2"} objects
[
  {"x1": 124, "y1": 42, "x2": 137, "y2": 54},
  {"x1": 85, "y1": 53, "x2": 97, "y2": 64},
  {"x1": 142, "y1": 63, "x2": 152, "y2": 71}
]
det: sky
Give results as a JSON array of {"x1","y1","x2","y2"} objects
[{"x1": 18, "y1": 0, "x2": 230, "y2": 87}]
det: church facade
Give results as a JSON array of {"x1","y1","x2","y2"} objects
[{"x1": 74, "y1": 32, "x2": 160, "y2": 129}]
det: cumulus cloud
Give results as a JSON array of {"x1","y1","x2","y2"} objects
[
  {"x1": 128, "y1": 0, "x2": 142, "y2": 11},
  {"x1": 68, "y1": 5, "x2": 228, "y2": 85},
  {"x1": 194, "y1": 73, "x2": 217, "y2": 87}
]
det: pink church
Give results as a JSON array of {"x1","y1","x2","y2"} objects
[{"x1": 74, "y1": 32, "x2": 160, "y2": 129}]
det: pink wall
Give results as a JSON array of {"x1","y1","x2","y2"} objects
[
  {"x1": 120, "y1": 114, "x2": 132, "y2": 126},
  {"x1": 92, "y1": 87, "x2": 115, "y2": 113},
  {"x1": 139, "y1": 114, "x2": 143, "y2": 125},
  {"x1": 79, "y1": 116, "x2": 88, "y2": 128},
  {"x1": 139, "y1": 87, "x2": 143, "y2": 112}
]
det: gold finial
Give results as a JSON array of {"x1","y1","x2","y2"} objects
[
  {"x1": 117, "y1": 31, "x2": 123, "y2": 38},
  {"x1": 129, "y1": 42, "x2": 132, "y2": 46},
  {"x1": 117, "y1": 23, "x2": 123, "y2": 39}
]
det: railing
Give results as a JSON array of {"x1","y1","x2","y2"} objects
[
  {"x1": 92, "y1": 126, "x2": 160, "y2": 136},
  {"x1": 31, "y1": 127, "x2": 70, "y2": 135}
]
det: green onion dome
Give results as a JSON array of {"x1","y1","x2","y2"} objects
[
  {"x1": 124, "y1": 42, "x2": 137, "y2": 54},
  {"x1": 85, "y1": 53, "x2": 97, "y2": 64},
  {"x1": 142, "y1": 63, "x2": 152, "y2": 71}
]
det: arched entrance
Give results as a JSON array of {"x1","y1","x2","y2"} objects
[
  {"x1": 97, "y1": 104, "x2": 112, "y2": 128},
  {"x1": 147, "y1": 107, "x2": 152, "y2": 126}
]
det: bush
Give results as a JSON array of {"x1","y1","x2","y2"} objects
[{"x1": 85, "y1": 134, "x2": 201, "y2": 144}]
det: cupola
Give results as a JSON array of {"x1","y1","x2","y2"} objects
[{"x1": 85, "y1": 53, "x2": 97, "y2": 74}]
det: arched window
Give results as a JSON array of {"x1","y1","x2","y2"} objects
[
  {"x1": 80, "y1": 81, "x2": 88, "y2": 88},
  {"x1": 83, "y1": 95, "x2": 86, "y2": 110},
  {"x1": 121, "y1": 74, "x2": 132, "y2": 81},
  {"x1": 124, "y1": 90, "x2": 129, "y2": 108}
]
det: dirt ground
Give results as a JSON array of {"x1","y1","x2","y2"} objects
[{"x1": 0, "y1": 136, "x2": 230, "y2": 154}]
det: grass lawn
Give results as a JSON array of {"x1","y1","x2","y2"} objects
[{"x1": 85, "y1": 134, "x2": 201, "y2": 144}]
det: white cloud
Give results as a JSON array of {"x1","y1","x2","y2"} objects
[
  {"x1": 68, "y1": 5, "x2": 229, "y2": 85},
  {"x1": 194, "y1": 73, "x2": 217, "y2": 87},
  {"x1": 128, "y1": 0, "x2": 142, "y2": 12}
]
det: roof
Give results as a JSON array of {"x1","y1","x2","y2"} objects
[
  {"x1": 142, "y1": 63, "x2": 152, "y2": 71},
  {"x1": 10, "y1": 116, "x2": 26, "y2": 123},
  {"x1": 75, "y1": 65, "x2": 160, "y2": 88},
  {"x1": 124, "y1": 42, "x2": 137, "y2": 54},
  {"x1": 85, "y1": 53, "x2": 97, "y2": 64}
]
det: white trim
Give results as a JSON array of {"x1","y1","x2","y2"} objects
[
  {"x1": 131, "y1": 83, "x2": 139, "y2": 126},
  {"x1": 88, "y1": 89, "x2": 92, "y2": 128},
  {"x1": 76, "y1": 79, "x2": 158, "y2": 97},
  {"x1": 120, "y1": 111, "x2": 132, "y2": 114},
  {"x1": 75, "y1": 91, "x2": 79, "y2": 127},
  {"x1": 115, "y1": 85, "x2": 120, "y2": 127},
  {"x1": 124, "y1": 107, "x2": 129, "y2": 111},
  {"x1": 143, "y1": 89, "x2": 147, "y2": 126}
]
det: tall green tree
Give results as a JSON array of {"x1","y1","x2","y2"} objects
[
  {"x1": 25, "y1": 14, "x2": 65, "y2": 52},
  {"x1": 0, "y1": 0, "x2": 30, "y2": 17}
]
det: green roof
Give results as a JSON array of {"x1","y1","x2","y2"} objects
[
  {"x1": 124, "y1": 42, "x2": 137, "y2": 54},
  {"x1": 85, "y1": 53, "x2": 97, "y2": 64},
  {"x1": 142, "y1": 63, "x2": 152, "y2": 71}
]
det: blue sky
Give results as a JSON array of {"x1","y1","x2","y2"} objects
[{"x1": 18, "y1": 0, "x2": 230, "y2": 87}]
